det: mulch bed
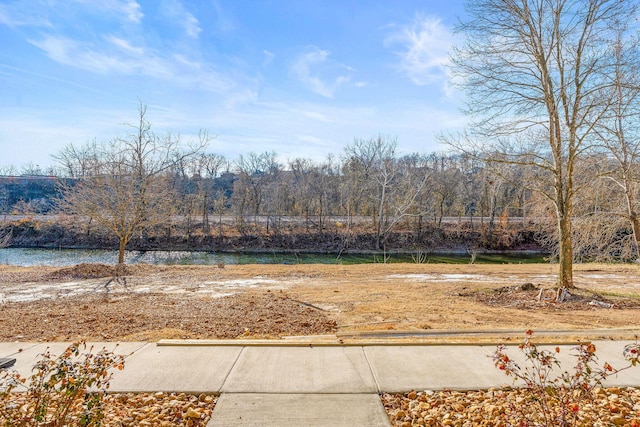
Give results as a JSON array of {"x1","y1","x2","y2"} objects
[
  {"x1": 463, "y1": 283, "x2": 640, "y2": 311},
  {"x1": 0, "y1": 290, "x2": 337, "y2": 341}
]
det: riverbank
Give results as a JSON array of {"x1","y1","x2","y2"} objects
[
  {"x1": 0, "y1": 216, "x2": 542, "y2": 255},
  {"x1": 1, "y1": 263, "x2": 640, "y2": 342}
]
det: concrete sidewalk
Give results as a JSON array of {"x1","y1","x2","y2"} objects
[{"x1": 2, "y1": 340, "x2": 639, "y2": 426}]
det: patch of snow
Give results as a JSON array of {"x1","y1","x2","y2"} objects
[
  {"x1": 386, "y1": 274, "x2": 438, "y2": 280},
  {"x1": 0, "y1": 276, "x2": 291, "y2": 303},
  {"x1": 580, "y1": 274, "x2": 625, "y2": 279},
  {"x1": 203, "y1": 278, "x2": 280, "y2": 286},
  {"x1": 441, "y1": 274, "x2": 493, "y2": 280},
  {"x1": 386, "y1": 273, "x2": 509, "y2": 282}
]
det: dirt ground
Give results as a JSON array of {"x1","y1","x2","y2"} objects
[{"x1": 1, "y1": 262, "x2": 640, "y2": 342}]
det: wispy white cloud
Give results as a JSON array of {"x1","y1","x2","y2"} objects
[
  {"x1": 173, "y1": 53, "x2": 201, "y2": 70},
  {"x1": 0, "y1": 63, "x2": 109, "y2": 96},
  {"x1": 183, "y1": 13, "x2": 201, "y2": 38},
  {"x1": 291, "y1": 47, "x2": 351, "y2": 98},
  {"x1": 0, "y1": 1, "x2": 141, "y2": 30},
  {"x1": 113, "y1": 0, "x2": 143, "y2": 23},
  {"x1": 160, "y1": 0, "x2": 201, "y2": 39},
  {"x1": 72, "y1": 0, "x2": 143, "y2": 23},
  {"x1": 262, "y1": 50, "x2": 275, "y2": 67},
  {"x1": 8, "y1": 0, "x2": 245, "y2": 99},
  {"x1": 385, "y1": 14, "x2": 454, "y2": 87},
  {"x1": 223, "y1": 88, "x2": 258, "y2": 109},
  {"x1": 209, "y1": 0, "x2": 235, "y2": 33},
  {"x1": 0, "y1": 4, "x2": 13, "y2": 27},
  {"x1": 302, "y1": 111, "x2": 332, "y2": 122},
  {"x1": 0, "y1": 2, "x2": 52, "y2": 28},
  {"x1": 29, "y1": 35, "x2": 166, "y2": 77},
  {"x1": 27, "y1": 33, "x2": 238, "y2": 94},
  {"x1": 8, "y1": 0, "x2": 231, "y2": 92},
  {"x1": 107, "y1": 35, "x2": 145, "y2": 56}
]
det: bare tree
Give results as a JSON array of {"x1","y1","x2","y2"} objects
[
  {"x1": 168, "y1": 150, "x2": 226, "y2": 237},
  {"x1": 289, "y1": 158, "x2": 318, "y2": 231},
  {"x1": 196, "y1": 153, "x2": 226, "y2": 232},
  {"x1": 397, "y1": 153, "x2": 434, "y2": 238},
  {"x1": 232, "y1": 151, "x2": 280, "y2": 233},
  {"x1": 0, "y1": 165, "x2": 17, "y2": 176},
  {"x1": 450, "y1": 0, "x2": 638, "y2": 287},
  {"x1": 343, "y1": 137, "x2": 395, "y2": 248},
  {"x1": 570, "y1": 158, "x2": 637, "y2": 262},
  {"x1": 53, "y1": 141, "x2": 101, "y2": 179},
  {"x1": 344, "y1": 136, "x2": 429, "y2": 249},
  {"x1": 20, "y1": 163, "x2": 45, "y2": 176},
  {"x1": 57, "y1": 103, "x2": 210, "y2": 264},
  {"x1": 429, "y1": 153, "x2": 462, "y2": 227},
  {"x1": 592, "y1": 20, "x2": 640, "y2": 260},
  {"x1": 479, "y1": 163, "x2": 509, "y2": 244}
]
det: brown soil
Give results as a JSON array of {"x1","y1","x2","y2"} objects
[
  {"x1": 1, "y1": 262, "x2": 640, "y2": 342},
  {"x1": 0, "y1": 291, "x2": 336, "y2": 341}
]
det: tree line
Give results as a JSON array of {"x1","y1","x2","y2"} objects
[
  {"x1": 0, "y1": 124, "x2": 531, "y2": 258},
  {"x1": 1, "y1": 106, "x2": 638, "y2": 267}
]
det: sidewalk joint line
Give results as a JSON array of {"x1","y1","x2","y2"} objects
[
  {"x1": 219, "y1": 346, "x2": 245, "y2": 393},
  {"x1": 115, "y1": 342, "x2": 150, "y2": 360},
  {"x1": 362, "y1": 346, "x2": 381, "y2": 393}
]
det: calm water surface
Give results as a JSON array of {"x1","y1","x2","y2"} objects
[{"x1": 0, "y1": 248, "x2": 547, "y2": 267}]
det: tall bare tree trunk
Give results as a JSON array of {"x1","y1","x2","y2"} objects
[
  {"x1": 118, "y1": 238, "x2": 127, "y2": 265},
  {"x1": 557, "y1": 212, "x2": 573, "y2": 288},
  {"x1": 625, "y1": 190, "x2": 640, "y2": 260}
]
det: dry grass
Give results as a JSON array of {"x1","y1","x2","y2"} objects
[{"x1": 1, "y1": 262, "x2": 639, "y2": 342}]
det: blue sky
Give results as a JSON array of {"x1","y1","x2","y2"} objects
[{"x1": 0, "y1": 0, "x2": 467, "y2": 170}]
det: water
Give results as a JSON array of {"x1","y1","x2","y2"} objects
[{"x1": 0, "y1": 247, "x2": 547, "y2": 267}]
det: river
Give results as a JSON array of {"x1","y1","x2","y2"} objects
[{"x1": 0, "y1": 247, "x2": 547, "y2": 267}]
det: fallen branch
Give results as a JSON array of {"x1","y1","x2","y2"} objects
[
  {"x1": 292, "y1": 299, "x2": 328, "y2": 312},
  {"x1": 588, "y1": 300, "x2": 613, "y2": 309},
  {"x1": 94, "y1": 265, "x2": 132, "y2": 294}
]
